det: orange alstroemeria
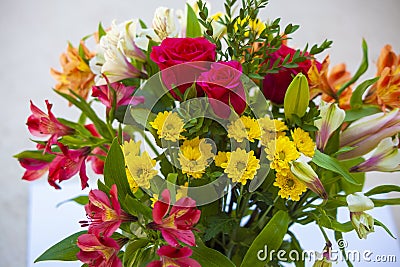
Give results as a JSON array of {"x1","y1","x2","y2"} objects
[
  {"x1": 365, "y1": 45, "x2": 400, "y2": 110},
  {"x1": 308, "y1": 56, "x2": 353, "y2": 110},
  {"x1": 50, "y1": 41, "x2": 95, "y2": 101}
]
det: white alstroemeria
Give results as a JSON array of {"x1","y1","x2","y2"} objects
[
  {"x1": 315, "y1": 101, "x2": 345, "y2": 151},
  {"x1": 351, "y1": 137, "x2": 400, "y2": 172},
  {"x1": 346, "y1": 192, "x2": 375, "y2": 239},
  {"x1": 99, "y1": 46, "x2": 143, "y2": 84},
  {"x1": 339, "y1": 108, "x2": 400, "y2": 159},
  {"x1": 290, "y1": 160, "x2": 328, "y2": 200},
  {"x1": 153, "y1": 7, "x2": 178, "y2": 40},
  {"x1": 92, "y1": 20, "x2": 146, "y2": 85}
]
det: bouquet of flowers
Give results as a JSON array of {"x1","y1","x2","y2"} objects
[{"x1": 15, "y1": 0, "x2": 400, "y2": 266}]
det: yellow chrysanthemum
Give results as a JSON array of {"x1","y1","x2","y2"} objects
[
  {"x1": 126, "y1": 167, "x2": 139, "y2": 193},
  {"x1": 234, "y1": 16, "x2": 266, "y2": 37},
  {"x1": 125, "y1": 151, "x2": 158, "y2": 189},
  {"x1": 258, "y1": 117, "x2": 288, "y2": 146},
  {"x1": 265, "y1": 136, "x2": 300, "y2": 175},
  {"x1": 215, "y1": 151, "x2": 228, "y2": 167},
  {"x1": 178, "y1": 137, "x2": 214, "y2": 178},
  {"x1": 122, "y1": 139, "x2": 141, "y2": 157},
  {"x1": 150, "y1": 111, "x2": 185, "y2": 142},
  {"x1": 176, "y1": 182, "x2": 189, "y2": 201},
  {"x1": 121, "y1": 139, "x2": 141, "y2": 193},
  {"x1": 221, "y1": 148, "x2": 260, "y2": 185},
  {"x1": 274, "y1": 171, "x2": 307, "y2": 201},
  {"x1": 291, "y1": 128, "x2": 316, "y2": 157},
  {"x1": 227, "y1": 116, "x2": 261, "y2": 142}
]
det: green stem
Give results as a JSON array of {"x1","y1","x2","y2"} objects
[
  {"x1": 255, "y1": 195, "x2": 280, "y2": 230},
  {"x1": 318, "y1": 225, "x2": 330, "y2": 243},
  {"x1": 138, "y1": 131, "x2": 160, "y2": 157}
]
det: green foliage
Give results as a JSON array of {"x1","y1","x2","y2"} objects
[
  {"x1": 191, "y1": 238, "x2": 236, "y2": 267},
  {"x1": 240, "y1": 210, "x2": 290, "y2": 267},
  {"x1": 186, "y1": 4, "x2": 202, "y2": 37},
  {"x1": 35, "y1": 231, "x2": 86, "y2": 262}
]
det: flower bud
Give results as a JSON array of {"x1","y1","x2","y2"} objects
[
  {"x1": 350, "y1": 137, "x2": 400, "y2": 172},
  {"x1": 315, "y1": 101, "x2": 345, "y2": 151},
  {"x1": 339, "y1": 108, "x2": 400, "y2": 159},
  {"x1": 284, "y1": 73, "x2": 310, "y2": 121},
  {"x1": 313, "y1": 242, "x2": 333, "y2": 267},
  {"x1": 346, "y1": 192, "x2": 374, "y2": 212},
  {"x1": 290, "y1": 160, "x2": 328, "y2": 200}
]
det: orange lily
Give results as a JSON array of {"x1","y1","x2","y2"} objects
[
  {"x1": 50, "y1": 41, "x2": 95, "y2": 101},
  {"x1": 308, "y1": 56, "x2": 353, "y2": 109},
  {"x1": 365, "y1": 44, "x2": 400, "y2": 110}
]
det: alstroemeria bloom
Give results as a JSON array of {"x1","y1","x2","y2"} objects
[
  {"x1": 315, "y1": 101, "x2": 345, "y2": 151},
  {"x1": 80, "y1": 184, "x2": 135, "y2": 237},
  {"x1": 92, "y1": 81, "x2": 145, "y2": 113},
  {"x1": 290, "y1": 160, "x2": 328, "y2": 200},
  {"x1": 77, "y1": 233, "x2": 122, "y2": 267},
  {"x1": 339, "y1": 108, "x2": 400, "y2": 159},
  {"x1": 50, "y1": 41, "x2": 95, "y2": 101},
  {"x1": 48, "y1": 143, "x2": 91, "y2": 189},
  {"x1": 147, "y1": 245, "x2": 201, "y2": 267},
  {"x1": 308, "y1": 56, "x2": 353, "y2": 110},
  {"x1": 149, "y1": 189, "x2": 201, "y2": 247},
  {"x1": 365, "y1": 44, "x2": 400, "y2": 110},
  {"x1": 152, "y1": 7, "x2": 178, "y2": 40},
  {"x1": 27, "y1": 100, "x2": 75, "y2": 152},
  {"x1": 19, "y1": 158, "x2": 51, "y2": 181},
  {"x1": 351, "y1": 137, "x2": 400, "y2": 172},
  {"x1": 346, "y1": 192, "x2": 375, "y2": 239}
]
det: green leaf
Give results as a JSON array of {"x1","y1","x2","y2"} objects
[
  {"x1": 55, "y1": 90, "x2": 113, "y2": 140},
  {"x1": 123, "y1": 239, "x2": 149, "y2": 267},
  {"x1": 56, "y1": 195, "x2": 88, "y2": 207},
  {"x1": 125, "y1": 195, "x2": 153, "y2": 220},
  {"x1": 240, "y1": 210, "x2": 290, "y2": 267},
  {"x1": 98, "y1": 22, "x2": 107, "y2": 39},
  {"x1": 130, "y1": 107, "x2": 157, "y2": 131},
  {"x1": 203, "y1": 214, "x2": 236, "y2": 241},
  {"x1": 337, "y1": 39, "x2": 368, "y2": 96},
  {"x1": 365, "y1": 185, "x2": 400, "y2": 196},
  {"x1": 186, "y1": 4, "x2": 202, "y2": 38},
  {"x1": 104, "y1": 138, "x2": 132, "y2": 202},
  {"x1": 191, "y1": 238, "x2": 236, "y2": 267},
  {"x1": 14, "y1": 150, "x2": 55, "y2": 161},
  {"x1": 35, "y1": 231, "x2": 86, "y2": 262},
  {"x1": 350, "y1": 77, "x2": 379, "y2": 109},
  {"x1": 312, "y1": 150, "x2": 359, "y2": 185},
  {"x1": 344, "y1": 105, "x2": 381, "y2": 122},
  {"x1": 374, "y1": 219, "x2": 397, "y2": 239},
  {"x1": 284, "y1": 73, "x2": 309, "y2": 121},
  {"x1": 371, "y1": 198, "x2": 400, "y2": 207}
]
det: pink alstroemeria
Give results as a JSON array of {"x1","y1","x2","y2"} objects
[
  {"x1": 92, "y1": 81, "x2": 145, "y2": 113},
  {"x1": 48, "y1": 143, "x2": 91, "y2": 189},
  {"x1": 147, "y1": 245, "x2": 201, "y2": 267},
  {"x1": 80, "y1": 184, "x2": 136, "y2": 238},
  {"x1": 77, "y1": 233, "x2": 122, "y2": 267},
  {"x1": 27, "y1": 100, "x2": 74, "y2": 152},
  {"x1": 19, "y1": 158, "x2": 51, "y2": 181},
  {"x1": 339, "y1": 108, "x2": 400, "y2": 159},
  {"x1": 149, "y1": 189, "x2": 201, "y2": 247}
]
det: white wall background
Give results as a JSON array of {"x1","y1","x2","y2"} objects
[{"x1": 1, "y1": 0, "x2": 400, "y2": 266}]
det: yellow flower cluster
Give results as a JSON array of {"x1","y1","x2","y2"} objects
[
  {"x1": 227, "y1": 116, "x2": 260, "y2": 142},
  {"x1": 122, "y1": 139, "x2": 158, "y2": 190},
  {"x1": 178, "y1": 137, "x2": 214, "y2": 179}
]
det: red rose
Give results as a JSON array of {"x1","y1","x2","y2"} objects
[
  {"x1": 262, "y1": 44, "x2": 321, "y2": 104},
  {"x1": 198, "y1": 61, "x2": 246, "y2": 118},
  {"x1": 150, "y1": 37, "x2": 216, "y2": 99}
]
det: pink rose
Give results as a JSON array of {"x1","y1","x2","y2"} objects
[
  {"x1": 198, "y1": 61, "x2": 246, "y2": 118},
  {"x1": 263, "y1": 44, "x2": 321, "y2": 104},
  {"x1": 150, "y1": 37, "x2": 216, "y2": 99}
]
